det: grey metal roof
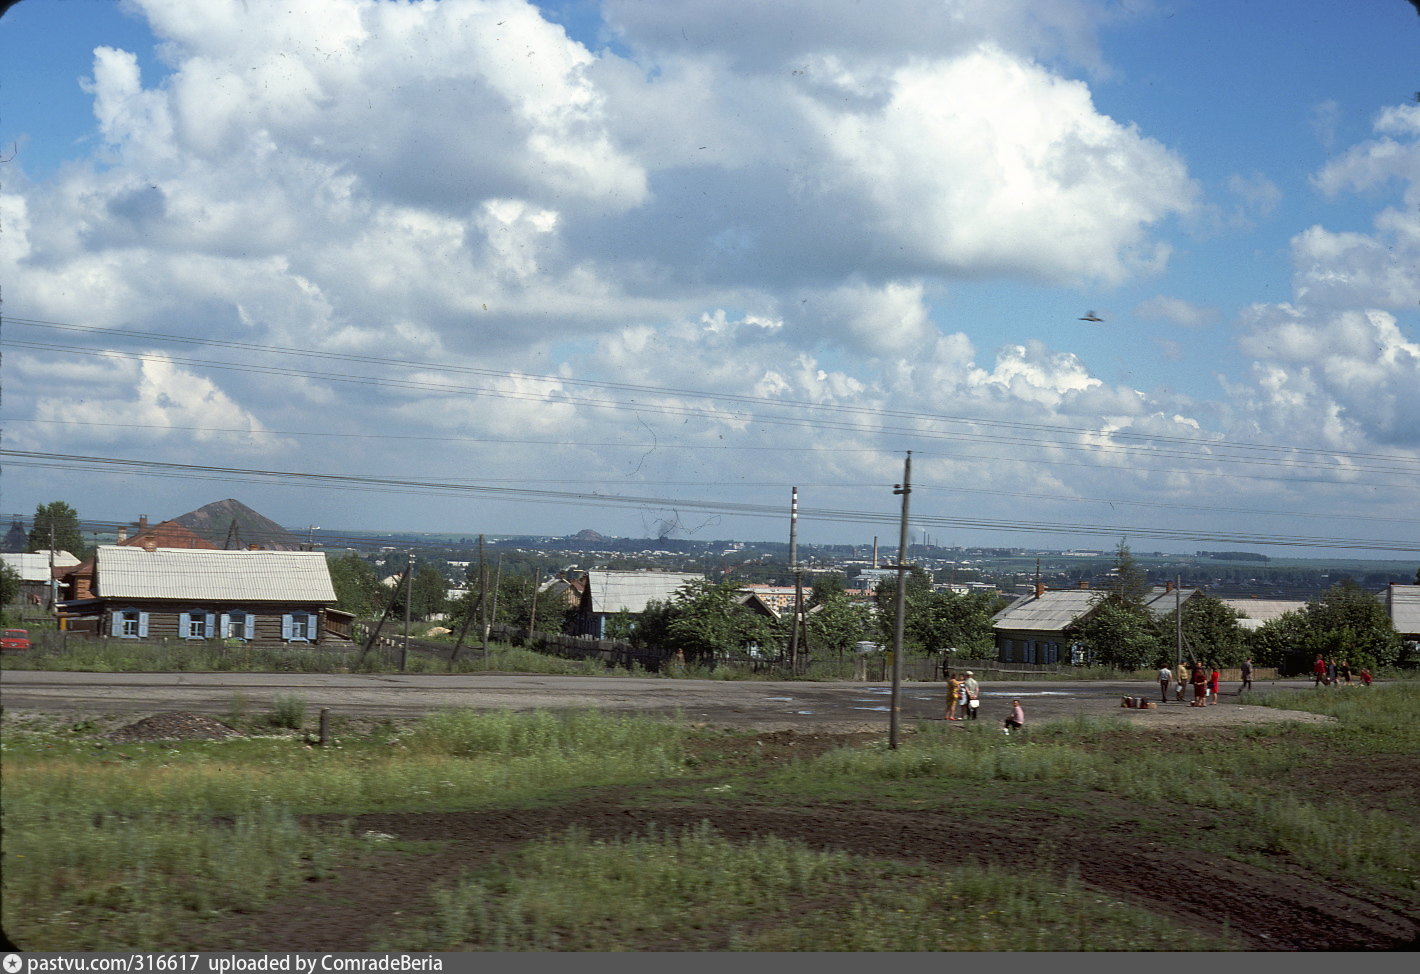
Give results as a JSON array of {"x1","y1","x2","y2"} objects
[
  {"x1": 1142, "y1": 587, "x2": 1202, "y2": 618},
  {"x1": 584, "y1": 571, "x2": 706, "y2": 614},
  {"x1": 95, "y1": 545, "x2": 336, "y2": 602},
  {"x1": 0, "y1": 551, "x2": 80, "y2": 582},
  {"x1": 1219, "y1": 599, "x2": 1307, "y2": 624},
  {"x1": 992, "y1": 589, "x2": 1103, "y2": 633},
  {"x1": 1384, "y1": 585, "x2": 1420, "y2": 635}
]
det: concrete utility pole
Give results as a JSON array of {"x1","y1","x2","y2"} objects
[{"x1": 890, "y1": 451, "x2": 912, "y2": 750}]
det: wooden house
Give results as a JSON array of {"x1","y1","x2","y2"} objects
[{"x1": 59, "y1": 545, "x2": 341, "y2": 647}]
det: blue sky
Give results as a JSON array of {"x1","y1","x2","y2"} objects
[{"x1": 1, "y1": 0, "x2": 1417, "y2": 556}]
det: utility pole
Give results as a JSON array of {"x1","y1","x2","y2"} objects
[
  {"x1": 527, "y1": 563, "x2": 539, "y2": 645},
  {"x1": 47, "y1": 524, "x2": 56, "y2": 612},
  {"x1": 487, "y1": 553, "x2": 504, "y2": 653},
  {"x1": 1175, "y1": 574, "x2": 1183, "y2": 671},
  {"x1": 788, "y1": 486, "x2": 802, "y2": 674},
  {"x1": 890, "y1": 452, "x2": 912, "y2": 750},
  {"x1": 477, "y1": 535, "x2": 488, "y2": 658},
  {"x1": 400, "y1": 550, "x2": 413, "y2": 672},
  {"x1": 358, "y1": 567, "x2": 405, "y2": 665}
]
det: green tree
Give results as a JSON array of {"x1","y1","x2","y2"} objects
[
  {"x1": 804, "y1": 592, "x2": 873, "y2": 659},
  {"x1": 27, "y1": 502, "x2": 87, "y2": 559},
  {"x1": 491, "y1": 573, "x2": 571, "y2": 634},
  {"x1": 1302, "y1": 579, "x2": 1402, "y2": 670},
  {"x1": 647, "y1": 579, "x2": 777, "y2": 664},
  {"x1": 1247, "y1": 610, "x2": 1310, "y2": 670},
  {"x1": 872, "y1": 566, "x2": 933, "y2": 648},
  {"x1": 1248, "y1": 580, "x2": 1402, "y2": 673},
  {"x1": 1075, "y1": 599, "x2": 1160, "y2": 669},
  {"x1": 907, "y1": 589, "x2": 1003, "y2": 658},
  {"x1": 326, "y1": 553, "x2": 383, "y2": 617},
  {"x1": 807, "y1": 573, "x2": 847, "y2": 606},
  {"x1": 0, "y1": 561, "x2": 22, "y2": 625},
  {"x1": 1107, "y1": 540, "x2": 1150, "y2": 605},
  {"x1": 1156, "y1": 594, "x2": 1248, "y2": 667}
]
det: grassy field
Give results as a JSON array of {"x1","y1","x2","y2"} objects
[{"x1": 3, "y1": 685, "x2": 1418, "y2": 951}]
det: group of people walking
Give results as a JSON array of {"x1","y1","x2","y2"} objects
[
  {"x1": 1157, "y1": 661, "x2": 1253, "y2": 706},
  {"x1": 1312, "y1": 655, "x2": 1372, "y2": 687},
  {"x1": 945, "y1": 670, "x2": 1025, "y2": 734}
]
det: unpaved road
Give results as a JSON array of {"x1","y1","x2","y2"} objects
[{"x1": 0, "y1": 670, "x2": 1334, "y2": 731}]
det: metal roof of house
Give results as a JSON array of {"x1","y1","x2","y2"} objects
[
  {"x1": 1218, "y1": 599, "x2": 1307, "y2": 624},
  {"x1": 0, "y1": 551, "x2": 80, "y2": 582},
  {"x1": 583, "y1": 571, "x2": 706, "y2": 614},
  {"x1": 1383, "y1": 585, "x2": 1420, "y2": 635},
  {"x1": 992, "y1": 589, "x2": 1103, "y2": 633},
  {"x1": 1142, "y1": 587, "x2": 1202, "y2": 618},
  {"x1": 94, "y1": 545, "x2": 336, "y2": 602}
]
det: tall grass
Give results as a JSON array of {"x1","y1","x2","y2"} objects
[
  {"x1": 377, "y1": 823, "x2": 1226, "y2": 952},
  {"x1": 1, "y1": 709, "x2": 688, "y2": 949}
]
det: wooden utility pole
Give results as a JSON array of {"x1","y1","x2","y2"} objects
[
  {"x1": 486, "y1": 553, "x2": 504, "y2": 653},
  {"x1": 788, "y1": 486, "x2": 802, "y2": 674},
  {"x1": 890, "y1": 452, "x2": 912, "y2": 750},
  {"x1": 1175, "y1": 574, "x2": 1183, "y2": 671},
  {"x1": 527, "y1": 563, "x2": 540, "y2": 645},
  {"x1": 358, "y1": 568, "x2": 406, "y2": 664},
  {"x1": 400, "y1": 550, "x2": 414, "y2": 672}
]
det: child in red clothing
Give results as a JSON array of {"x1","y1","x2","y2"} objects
[{"x1": 1209, "y1": 669, "x2": 1220, "y2": 704}]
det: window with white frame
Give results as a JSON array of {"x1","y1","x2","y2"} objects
[
  {"x1": 179, "y1": 610, "x2": 215, "y2": 640},
  {"x1": 221, "y1": 611, "x2": 254, "y2": 641},
  {"x1": 282, "y1": 611, "x2": 318, "y2": 643},
  {"x1": 114, "y1": 609, "x2": 148, "y2": 638}
]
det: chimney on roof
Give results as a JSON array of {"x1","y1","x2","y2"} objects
[
  {"x1": 1165, "y1": 580, "x2": 1174, "y2": 593},
  {"x1": 142, "y1": 541, "x2": 157, "y2": 553},
  {"x1": 1034, "y1": 582, "x2": 1046, "y2": 599},
  {"x1": 139, "y1": 515, "x2": 148, "y2": 531},
  {"x1": 117, "y1": 527, "x2": 128, "y2": 544},
  {"x1": 872, "y1": 537, "x2": 879, "y2": 569},
  {"x1": 1077, "y1": 581, "x2": 1090, "y2": 589}
]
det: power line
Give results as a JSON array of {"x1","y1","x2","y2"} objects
[{"x1": 4, "y1": 449, "x2": 1417, "y2": 553}]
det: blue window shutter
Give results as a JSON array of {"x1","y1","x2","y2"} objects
[
  {"x1": 243, "y1": 614, "x2": 256, "y2": 640},
  {"x1": 179, "y1": 611, "x2": 192, "y2": 638},
  {"x1": 204, "y1": 612, "x2": 217, "y2": 637},
  {"x1": 137, "y1": 612, "x2": 150, "y2": 638},
  {"x1": 220, "y1": 613, "x2": 231, "y2": 637},
  {"x1": 281, "y1": 614, "x2": 293, "y2": 640},
  {"x1": 305, "y1": 613, "x2": 318, "y2": 641}
]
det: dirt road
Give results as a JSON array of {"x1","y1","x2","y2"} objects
[{"x1": 0, "y1": 670, "x2": 1333, "y2": 731}]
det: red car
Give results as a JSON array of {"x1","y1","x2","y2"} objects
[{"x1": 1, "y1": 628, "x2": 30, "y2": 650}]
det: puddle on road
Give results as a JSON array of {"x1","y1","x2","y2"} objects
[
  {"x1": 764, "y1": 697, "x2": 794, "y2": 702},
  {"x1": 853, "y1": 706, "x2": 892, "y2": 712},
  {"x1": 980, "y1": 690, "x2": 1078, "y2": 697}
]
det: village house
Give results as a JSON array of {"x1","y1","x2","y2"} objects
[
  {"x1": 569, "y1": 570, "x2": 706, "y2": 638},
  {"x1": 0, "y1": 550, "x2": 81, "y2": 606},
  {"x1": 992, "y1": 582, "x2": 1204, "y2": 664},
  {"x1": 58, "y1": 545, "x2": 346, "y2": 647}
]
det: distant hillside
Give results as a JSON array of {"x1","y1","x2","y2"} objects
[{"x1": 171, "y1": 499, "x2": 303, "y2": 551}]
